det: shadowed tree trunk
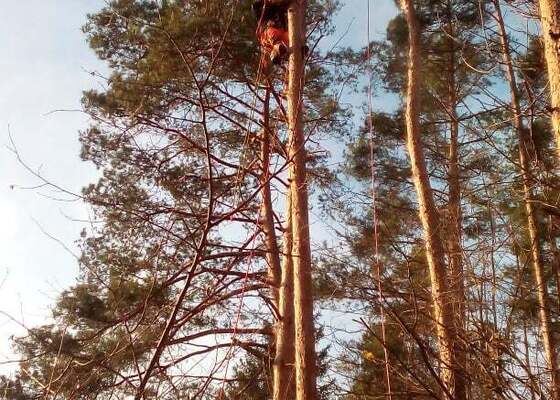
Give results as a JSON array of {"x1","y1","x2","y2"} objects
[
  {"x1": 547, "y1": 216, "x2": 560, "y2": 317},
  {"x1": 494, "y1": 1, "x2": 560, "y2": 398},
  {"x1": 444, "y1": 3, "x2": 467, "y2": 397},
  {"x1": 399, "y1": 0, "x2": 464, "y2": 398},
  {"x1": 261, "y1": 88, "x2": 282, "y2": 306}
]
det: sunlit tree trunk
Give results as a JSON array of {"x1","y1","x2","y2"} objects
[
  {"x1": 494, "y1": 1, "x2": 560, "y2": 398},
  {"x1": 286, "y1": 0, "x2": 318, "y2": 399},
  {"x1": 537, "y1": 0, "x2": 560, "y2": 159},
  {"x1": 273, "y1": 189, "x2": 296, "y2": 399},
  {"x1": 399, "y1": 0, "x2": 464, "y2": 397},
  {"x1": 259, "y1": 88, "x2": 296, "y2": 399}
]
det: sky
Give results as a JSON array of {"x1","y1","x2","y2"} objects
[
  {"x1": 0, "y1": 0, "x2": 106, "y2": 371},
  {"x1": 0, "y1": 0, "x2": 397, "y2": 376}
]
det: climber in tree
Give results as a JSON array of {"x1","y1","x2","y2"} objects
[{"x1": 252, "y1": 0, "x2": 290, "y2": 66}]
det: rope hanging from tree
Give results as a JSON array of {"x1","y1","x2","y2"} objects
[{"x1": 366, "y1": 0, "x2": 393, "y2": 398}]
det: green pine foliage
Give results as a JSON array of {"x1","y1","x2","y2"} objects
[
  {"x1": 2, "y1": 0, "x2": 351, "y2": 398},
  {"x1": 3, "y1": 0, "x2": 560, "y2": 399}
]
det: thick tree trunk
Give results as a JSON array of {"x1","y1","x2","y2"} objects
[
  {"x1": 399, "y1": 0, "x2": 463, "y2": 398},
  {"x1": 273, "y1": 185, "x2": 296, "y2": 400},
  {"x1": 494, "y1": 2, "x2": 560, "y2": 398},
  {"x1": 537, "y1": 0, "x2": 560, "y2": 159},
  {"x1": 286, "y1": 1, "x2": 318, "y2": 399},
  {"x1": 259, "y1": 88, "x2": 296, "y2": 399}
]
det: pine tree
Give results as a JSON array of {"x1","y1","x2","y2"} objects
[
  {"x1": 493, "y1": 0, "x2": 560, "y2": 397},
  {"x1": 6, "y1": 1, "x2": 560, "y2": 399},
  {"x1": 3, "y1": 1, "x2": 348, "y2": 398},
  {"x1": 286, "y1": 1, "x2": 319, "y2": 399}
]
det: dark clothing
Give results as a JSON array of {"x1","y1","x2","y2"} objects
[{"x1": 252, "y1": 0, "x2": 288, "y2": 29}]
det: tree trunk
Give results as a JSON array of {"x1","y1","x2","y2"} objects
[
  {"x1": 523, "y1": 319, "x2": 537, "y2": 400},
  {"x1": 548, "y1": 216, "x2": 560, "y2": 317},
  {"x1": 273, "y1": 183, "x2": 296, "y2": 400},
  {"x1": 447, "y1": 80, "x2": 464, "y2": 326},
  {"x1": 494, "y1": 2, "x2": 560, "y2": 398},
  {"x1": 261, "y1": 88, "x2": 282, "y2": 304},
  {"x1": 286, "y1": 1, "x2": 318, "y2": 399},
  {"x1": 445, "y1": 6, "x2": 467, "y2": 397},
  {"x1": 259, "y1": 88, "x2": 296, "y2": 399},
  {"x1": 537, "y1": 0, "x2": 560, "y2": 160},
  {"x1": 399, "y1": 0, "x2": 463, "y2": 398}
]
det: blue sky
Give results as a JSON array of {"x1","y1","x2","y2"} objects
[
  {"x1": 0, "y1": 0, "x2": 397, "y2": 374},
  {"x1": 0, "y1": 0, "x2": 106, "y2": 371}
]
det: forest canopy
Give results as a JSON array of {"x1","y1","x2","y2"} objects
[{"x1": 3, "y1": 0, "x2": 560, "y2": 399}]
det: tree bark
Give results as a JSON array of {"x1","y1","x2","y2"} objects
[
  {"x1": 548, "y1": 216, "x2": 560, "y2": 317},
  {"x1": 444, "y1": 6, "x2": 467, "y2": 397},
  {"x1": 286, "y1": 1, "x2": 318, "y2": 399},
  {"x1": 399, "y1": 0, "x2": 463, "y2": 398},
  {"x1": 494, "y1": 1, "x2": 560, "y2": 398},
  {"x1": 523, "y1": 319, "x2": 537, "y2": 400},
  {"x1": 261, "y1": 88, "x2": 282, "y2": 304},
  {"x1": 259, "y1": 87, "x2": 296, "y2": 399},
  {"x1": 537, "y1": 0, "x2": 560, "y2": 160},
  {"x1": 273, "y1": 190, "x2": 296, "y2": 400}
]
